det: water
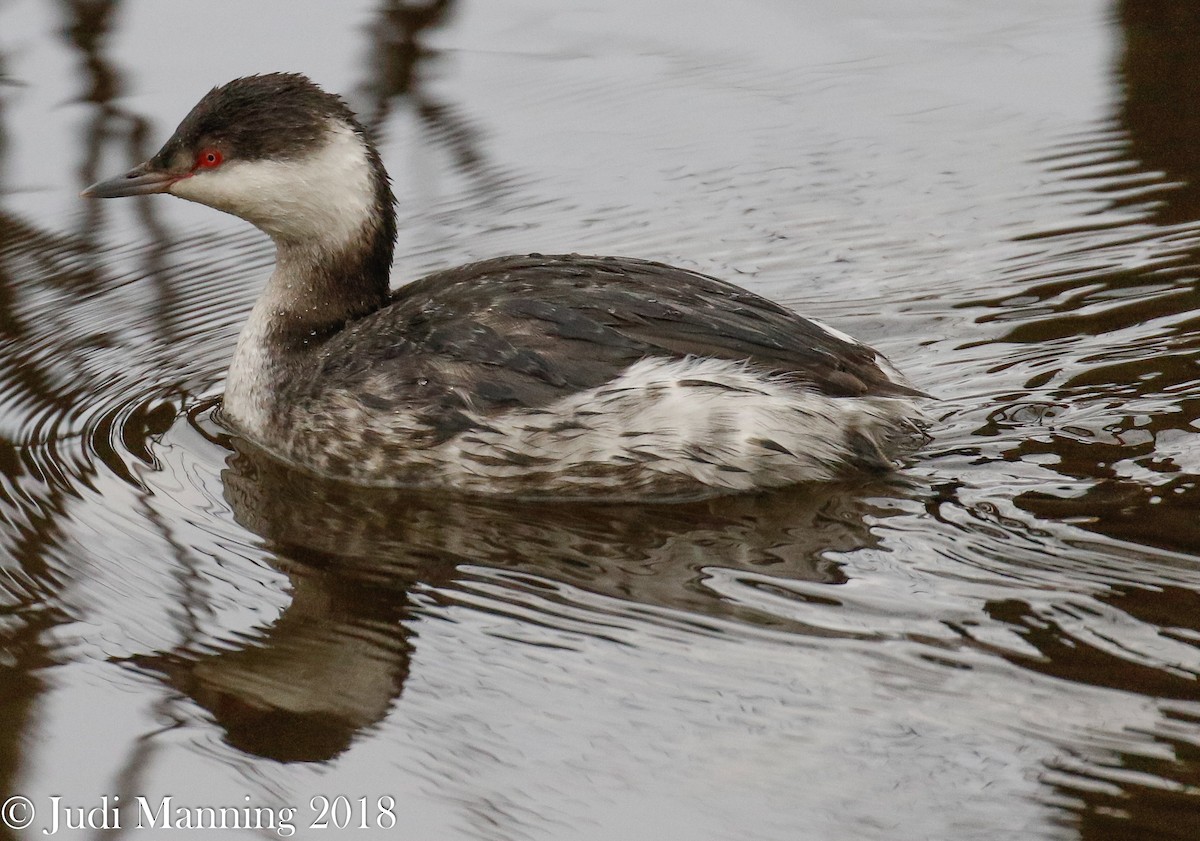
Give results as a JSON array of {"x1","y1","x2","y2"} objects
[{"x1": 2, "y1": 1, "x2": 1199, "y2": 839}]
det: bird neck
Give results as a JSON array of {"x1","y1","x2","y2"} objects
[
  {"x1": 222, "y1": 224, "x2": 393, "y2": 436},
  {"x1": 263, "y1": 228, "x2": 393, "y2": 342},
  {"x1": 255, "y1": 129, "x2": 398, "y2": 343}
]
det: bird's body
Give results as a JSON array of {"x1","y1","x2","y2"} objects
[{"x1": 84, "y1": 74, "x2": 927, "y2": 499}]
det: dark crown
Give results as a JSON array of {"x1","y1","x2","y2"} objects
[{"x1": 151, "y1": 73, "x2": 366, "y2": 167}]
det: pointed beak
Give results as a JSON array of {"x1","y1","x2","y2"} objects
[{"x1": 81, "y1": 162, "x2": 181, "y2": 198}]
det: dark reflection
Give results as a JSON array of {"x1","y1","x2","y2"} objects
[
  {"x1": 65, "y1": 0, "x2": 155, "y2": 193},
  {"x1": 359, "y1": 1, "x2": 455, "y2": 126},
  {"x1": 0, "y1": 214, "x2": 103, "y2": 422},
  {"x1": 959, "y1": 0, "x2": 1200, "y2": 559},
  {"x1": 985, "y1": 592, "x2": 1200, "y2": 700},
  {"x1": 0, "y1": 612, "x2": 63, "y2": 823},
  {"x1": 130, "y1": 564, "x2": 415, "y2": 763},
  {"x1": 61, "y1": 0, "x2": 121, "y2": 105},
  {"x1": 1116, "y1": 0, "x2": 1200, "y2": 225},
  {"x1": 991, "y1": 573, "x2": 1200, "y2": 836},
  {"x1": 960, "y1": 4, "x2": 1200, "y2": 834},
  {"x1": 0, "y1": 45, "x2": 8, "y2": 192},
  {"x1": 0, "y1": 211, "x2": 127, "y2": 808},
  {"x1": 355, "y1": 0, "x2": 508, "y2": 205},
  {"x1": 1020, "y1": 477, "x2": 1199, "y2": 555},
  {"x1": 65, "y1": 0, "x2": 195, "y2": 345},
  {"x1": 978, "y1": 573, "x2": 1200, "y2": 836},
  {"x1": 1045, "y1": 707, "x2": 1200, "y2": 840},
  {"x1": 126, "y1": 430, "x2": 878, "y2": 762}
]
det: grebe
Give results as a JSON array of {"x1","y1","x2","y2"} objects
[{"x1": 83, "y1": 74, "x2": 927, "y2": 499}]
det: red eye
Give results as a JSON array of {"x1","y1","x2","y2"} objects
[{"x1": 195, "y1": 148, "x2": 223, "y2": 169}]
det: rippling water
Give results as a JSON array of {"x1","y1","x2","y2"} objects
[{"x1": 2, "y1": 1, "x2": 1200, "y2": 839}]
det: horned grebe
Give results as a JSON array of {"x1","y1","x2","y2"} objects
[{"x1": 83, "y1": 74, "x2": 927, "y2": 499}]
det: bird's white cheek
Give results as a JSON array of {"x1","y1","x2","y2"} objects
[
  {"x1": 166, "y1": 125, "x2": 375, "y2": 245},
  {"x1": 169, "y1": 163, "x2": 282, "y2": 221}
]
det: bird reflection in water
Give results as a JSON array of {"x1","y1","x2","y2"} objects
[{"x1": 125, "y1": 407, "x2": 890, "y2": 762}]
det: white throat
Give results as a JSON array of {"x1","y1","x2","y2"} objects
[
  {"x1": 170, "y1": 122, "x2": 376, "y2": 248},
  {"x1": 220, "y1": 263, "x2": 286, "y2": 437}
]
